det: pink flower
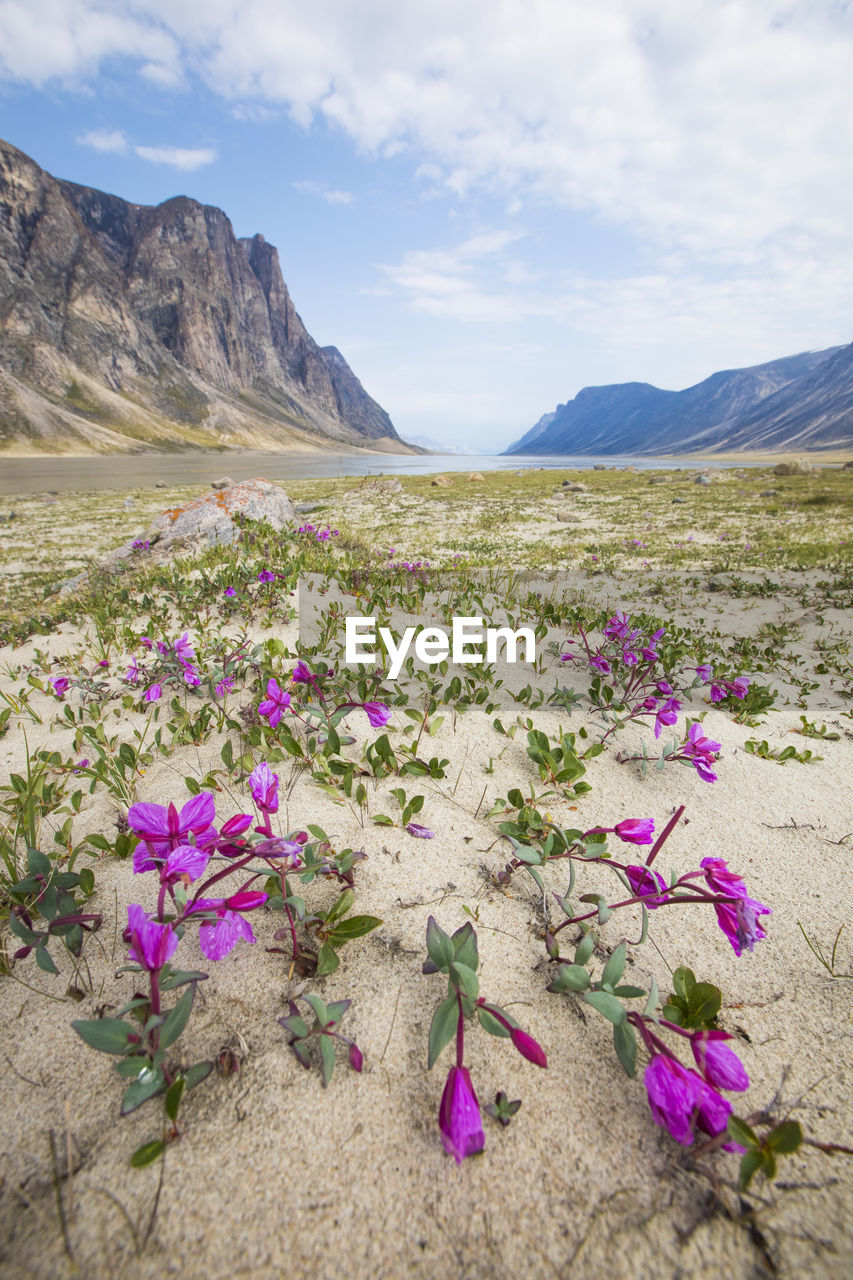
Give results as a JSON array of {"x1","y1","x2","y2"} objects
[
  {"x1": 625, "y1": 864, "x2": 669, "y2": 906},
  {"x1": 614, "y1": 818, "x2": 655, "y2": 845},
  {"x1": 700, "y1": 857, "x2": 771, "y2": 955},
  {"x1": 363, "y1": 702, "x2": 391, "y2": 728},
  {"x1": 406, "y1": 822, "x2": 434, "y2": 838},
  {"x1": 258, "y1": 677, "x2": 291, "y2": 728},
  {"x1": 191, "y1": 896, "x2": 265, "y2": 960},
  {"x1": 643, "y1": 1055, "x2": 731, "y2": 1146},
  {"x1": 49, "y1": 677, "x2": 70, "y2": 698},
  {"x1": 654, "y1": 697, "x2": 682, "y2": 739},
  {"x1": 249, "y1": 761, "x2": 279, "y2": 814},
  {"x1": 510, "y1": 1027, "x2": 548, "y2": 1068},
  {"x1": 692, "y1": 1031, "x2": 749, "y2": 1091},
  {"x1": 126, "y1": 904, "x2": 179, "y2": 971},
  {"x1": 128, "y1": 793, "x2": 217, "y2": 859},
  {"x1": 438, "y1": 1066, "x2": 485, "y2": 1163},
  {"x1": 145, "y1": 684, "x2": 162, "y2": 703}
]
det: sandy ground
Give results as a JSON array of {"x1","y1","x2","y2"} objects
[{"x1": 0, "y1": 483, "x2": 851, "y2": 1280}]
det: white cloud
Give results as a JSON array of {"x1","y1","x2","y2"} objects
[
  {"x1": 292, "y1": 179, "x2": 355, "y2": 205},
  {"x1": 134, "y1": 144, "x2": 216, "y2": 170},
  {"x1": 76, "y1": 128, "x2": 127, "y2": 153},
  {"x1": 2, "y1": 3, "x2": 850, "y2": 266}
]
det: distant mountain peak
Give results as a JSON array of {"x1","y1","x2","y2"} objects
[{"x1": 504, "y1": 345, "x2": 850, "y2": 456}]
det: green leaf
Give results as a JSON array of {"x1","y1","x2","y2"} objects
[
  {"x1": 547, "y1": 964, "x2": 590, "y2": 993},
  {"x1": 121, "y1": 1068, "x2": 165, "y2": 1115},
  {"x1": 582, "y1": 990, "x2": 626, "y2": 1024},
  {"x1": 601, "y1": 942, "x2": 627, "y2": 988},
  {"x1": 79, "y1": 867, "x2": 95, "y2": 895},
  {"x1": 477, "y1": 1006, "x2": 512, "y2": 1038},
  {"x1": 315, "y1": 943, "x2": 340, "y2": 976},
  {"x1": 673, "y1": 966, "x2": 695, "y2": 1001},
  {"x1": 325, "y1": 1000, "x2": 350, "y2": 1026},
  {"x1": 159, "y1": 969, "x2": 208, "y2": 991},
  {"x1": 451, "y1": 922, "x2": 479, "y2": 972},
  {"x1": 450, "y1": 961, "x2": 480, "y2": 1000},
  {"x1": 738, "y1": 1148, "x2": 766, "y2": 1191},
  {"x1": 574, "y1": 931, "x2": 595, "y2": 966},
  {"x1": 426, "y1": 917, "x2": 454, "y2": 970},
  {"x1": 158, "y1": 986, "x2": 195, "y2": 1050},
  {"x1": 130, "y1": 1139, "x2": 165, "y2": 1168},
  {"x1": 165, "y1": 1077, "x2": 185, "y2": 1123},
  {"x1": 280, "y1": 1014, "x2": 309, "y2": 1039},
  {"x1": 326, "y1": 914, "x2": 383, "y2": 943},
  {"x1": 324, "y1": 888, "x2": 355, "y2": 925},
  {"x1": 35, "y1": 946, "x2": 59, "y2": 975},
  {"x1": 184, "y1": 1060, "x2": 213, "y2": 1091},
  {"x1": 613, "y1": 1020, "x2": 637, "y2": 1077},
  {"x1": 766, "y1": 1120, "x2": 803, "y2": 1154},
  {"x1": 72, "y1": 1017, "x2": 134, "y2": 1055},
  {"x1": 428, "y1": 993, "x2": 459, "y2": 1069},
  {"x1": 727, "y1": 1116, "x2": 760, "y2": 1149},
  {"x1": 613, "y1": 985, "x2": 645, "y2": 998},
  {"x1": 319, "y1": 1034, "x2": 336, "y2": 1087},
  {"x1": 512, "y1": 843, "x2": 544, "y2": 866},
  {"x1": 644, "y1": 975, "x2": 660, "y2": 1019}
]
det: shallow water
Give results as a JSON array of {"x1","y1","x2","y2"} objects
[{"x1": 0, "y1": 450, "x2": 747, "y2": 495}]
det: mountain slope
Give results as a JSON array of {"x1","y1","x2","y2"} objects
[
  {"x1": 0, "y1": 137, "x2": 406, "y2": 454},
  {"x1": 505, "y1": 346, "x2": 848, "y2": 455}
]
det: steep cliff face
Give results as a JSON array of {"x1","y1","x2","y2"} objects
[
  {"x1": 505, "y1": 347, "x2": 849, "y2": 456},
  {"x1": 0, "y1": 137, "x2": 403, "y2": 453}
]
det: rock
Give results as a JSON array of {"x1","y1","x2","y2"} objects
[
  {"x1": 431, "y1": 476, "x2": 453, "y2": 487},
  {"x1": 122, "y1": 497, "x2": 135, "y2": 509},
  {"x1": 708, "y1": 578, "x2": 724, "y2": 592},
  {"x1": 59, "y1": 479, "x2": 295, "y2": 595},
  {"x1": 773, "y1": 460, "x2": 815, "y2": 476},
  {"x1": 556, "y1": 510, "x2": 581, "y2": 523},
  {"x1": 155, "y1": 480, "x2": 169, "y2": 488},
  {"x1": 354, "y1": 477, "x2": 403, "y2": 494},
  {"x1": 694, "y1": 475, "x2": 711, "y2": 485},
  {"x1": 843, "y1": 460, "x2": 853, "y2": 470},
  {"x1": 467, "y1": 472, "x2": 485, "y2": 482},
  {"x1": 593, "y1": 464, "x2": 606, "y2": 470},
  {"x1": 671, "y1": 497, "x2": 687, "y2": 504},
  {"x1": 211, "y1": 476, "x2": 235, "y2": 490},
  {"x1": 760, "y1": 489, "x2": 779, "y2": 497},
  {"x1": 648, "y1": 475, "x2": 667, "y2": 484},
  {"x1": 561, "y1": 482, "x2": 587, "y2": 492},
  {"x1": 294, "y1": 502, "x2": 321, "y2": 515}
]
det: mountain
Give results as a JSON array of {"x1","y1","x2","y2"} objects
[
  {"x1": 0, "y1": 137, "x2": 409, "y2": 454},
  {"x1": 406, "y1": 434, "x2": 477, "y2": 454},
  {"x1": 504, "y1": 345, "x2": 850, "y2": 456}
]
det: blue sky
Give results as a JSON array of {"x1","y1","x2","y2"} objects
[{"x1": 1, "y1": 1, "x2": 852, "y2": 452}]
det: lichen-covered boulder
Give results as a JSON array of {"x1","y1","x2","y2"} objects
[{"x1": 150, "y1": 478, "x2": 295, "y2": 551}]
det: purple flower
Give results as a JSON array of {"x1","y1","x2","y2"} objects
[
  {"x1": 682, "y1": 722, "x2": 721, "y2": 783},
  {"x1": 126, "y1": 658, "x2": 140, "y2": 685},
  {"x1": 215, "y1": 676, "x2": 235, "y2": 697},
  {"x1": 692, "y1": 1031, "x2": 749, "y2": 1091},
  {"x1": 173, "y1": 632, "x2": 195, "y2": 664},
  {"x1": 139, "y1": 843, "x2": 211, "y2": 882},
  {"x1": 156, "y1": 641, "x2": 169, "y2": 656},
  {"x1": 249, "y1": 761, "x2": 279, "y2": 814},
  {"x1": 145, "y1": 684, "x2": 162, "y2": 703},
  {"x1": 709, "y1": 682, "x2": 726, "y2": 703},
  {"x1": 406, "y1": 822, "x2": 434, "y2": 838},
  {"x1": 126, "y1": 904, "x2": 179, "y2": 971},
  {"x1": 604, "y1": 611, "x2": 631, "y2": 641},
  {"x1": 128, "y1": 793, "x2": 217, "y2": 859},
  {"x1": 644, "y1": 1054, "x2": 700, "y2": 1145},
  {"x1": 72, "y1": 758, "x2": 89, "y2": 773},
  {"x1": 363, "y1": 701, "x2": 391, "y2": 728},
  {"x1": 49, "y1": 676, "x2": 70, "y2": 698},
  {"x1": 614, "y1": 818, "x2": 655, "y2": 845},
  {"x1": 729, "y1": 676, "x2": 750, "y2": 698},
  {"x1": 225, "y1": 587, "x2": 237, "y2": 598},
  {"x1": 438, "y1": 1066, "x2": 485, "y2": 1163},
  {"x1": 257, "y1": 570, "x2": 276, "y2": 584},
  {"x1": 182, "y1": 663, "x2": 202, "y2": 687},
  {"x1": 622, "y1": 648, "x2": 639, "y2": 667},
  {"x1": 191, "y1": 896, "x2": 263, "y2": 960},
  {"x1": 694, "y1": 1077, "x2": 733, "y2": 1140},
  {"x1": 656, "y1": 679, "x2": 673, "y2": 696},
  {"x1": 258, "y1": 677, "x2": 291, "y2": 728},
  {"x1": 220, "y1": 813, "x2": 253, "y2": 837},
  {"x1": 589, "y1": 654, "x2": 611, "y2": 675},
  {"x1": 291, "y1": 661, "x2": 314, "y2": 684},
  {"x1": 654, "y1": 696, "x2": 681, "y2": 739},
  {"x1": 700, "y1": 857, "x2": 771, "y2": 956},
  {"x1": 625, "y1": 864, "x2": 669, "y2": 906},
  {"x1": 695, "y1": 664, "x2": 712, "y2": 682}
]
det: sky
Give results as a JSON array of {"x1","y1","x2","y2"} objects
[{"x1": 1, "y1": 1, "x2": 852, "y2": 453}]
